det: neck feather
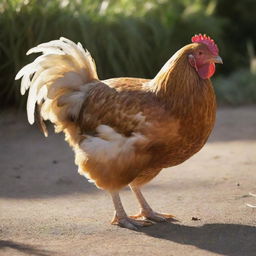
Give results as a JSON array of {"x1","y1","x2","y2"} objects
[{"x1": 149, "y1": 45, "x2": 215, "y2": 116}]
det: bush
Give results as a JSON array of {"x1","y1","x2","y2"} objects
[
  {"x1": 214, "y1": 69, "x2": 256, "y2": 105},
  {"x1": 216, "y1": 0, "x2": 256, "y2": 74},
  {"x1": 0, "y1": 0, "x2": 255, "y2": 107}
]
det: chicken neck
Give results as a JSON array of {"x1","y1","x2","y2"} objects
[{"x1": 150, "y1": 46, "x2": 216, "y2": 117}]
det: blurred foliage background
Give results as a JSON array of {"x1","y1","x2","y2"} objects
[{"x1": 1, "y1": 0, "x2": 256, "y2": 107}]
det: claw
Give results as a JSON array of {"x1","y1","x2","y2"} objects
[
  {"x1": 111, "y1": 215, "x2": 153, "y2": 230},
  {"x1": 131, "y1": 211, "x2": 176, "y2": 222}
]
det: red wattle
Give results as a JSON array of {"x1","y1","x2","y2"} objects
[{"x1": 198, "y1": 63, "x2": 215, "y2": 79}]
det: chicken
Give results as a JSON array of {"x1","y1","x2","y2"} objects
[{"x1": 16, "y1": 34, "x2": 222, "y2": 230}]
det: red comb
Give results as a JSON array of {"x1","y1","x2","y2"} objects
[{"x1": 191, "y1": 34, "x2": 219, "y2": 55}]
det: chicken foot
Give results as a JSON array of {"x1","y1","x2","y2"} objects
[
  {"x1": 110, "y1": 191, "x2": 153, "y2": 230},
  {"x1": 129, "y1": 185, "x2": 175, "y2": 222}
]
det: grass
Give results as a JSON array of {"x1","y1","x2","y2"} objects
[{"x1": 0, "y1": 0, "x2": 256, "y2": 107}]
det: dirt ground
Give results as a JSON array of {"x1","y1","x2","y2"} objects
[{"x1": 0, "y1": 107, "x2": 256, "y2": 256}]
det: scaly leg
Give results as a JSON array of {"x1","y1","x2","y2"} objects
[
  {"x1": 110, "y1": 191, "x2": 152, "y2": 230},
  {"x1": 130, "y1": 185, "x2": 175, "y2": 222}
]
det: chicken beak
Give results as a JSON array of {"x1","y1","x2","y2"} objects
[{"x1": 213, "y1": 55, "x2": 223, "y2": 64}]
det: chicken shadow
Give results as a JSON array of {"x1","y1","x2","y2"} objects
[
  {"x1": 0, "y1": 240, "x2": 53, "y2": 256},
  {"x1": 0, "y1": 121, "x2": 99, "y2": 199},
  {"x1": 140, "y1": 221, "x2": 256, "y2": 256}
]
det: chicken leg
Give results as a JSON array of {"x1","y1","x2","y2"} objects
[
  {"x1": 129, "y1": 185, "x2": 175, "y2": 222},
  {"x1": 110, "y1": 191, "x2": 152, "y2": 230}
]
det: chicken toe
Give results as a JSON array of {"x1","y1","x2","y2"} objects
[
  {"x1": 111, "y1": 214, "x2": 153, "y2": 230},
  {"x1": 130, "y1": 211, "x2": 175, "y2": 222}
]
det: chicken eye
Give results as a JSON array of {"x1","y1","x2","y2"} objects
[{"x1": 198, "y1": 51, "x2": 203, "y2": 55}]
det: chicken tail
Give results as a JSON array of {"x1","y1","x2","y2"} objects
[{"x1": 15, "y1": 37, "x2": 99, "y2": 136}]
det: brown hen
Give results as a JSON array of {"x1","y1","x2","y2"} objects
[{"x1": 16, "y1": 34, "x2": 222, "y2": 230}]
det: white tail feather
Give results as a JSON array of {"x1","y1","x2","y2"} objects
[{"x1": 16, "y1": 38, "x2": 99, "y2": 126}]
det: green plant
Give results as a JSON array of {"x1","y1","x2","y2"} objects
[
  {"x1": 214, "y1": 69, "x2": 256, "y2": 105},
  {"x1": 1, "y1": 0, "x2": 255, "y2": 107}
]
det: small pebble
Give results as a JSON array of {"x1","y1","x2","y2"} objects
[{"x1": 191, "y1": 217, "x2": 201, "y2": 221}]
